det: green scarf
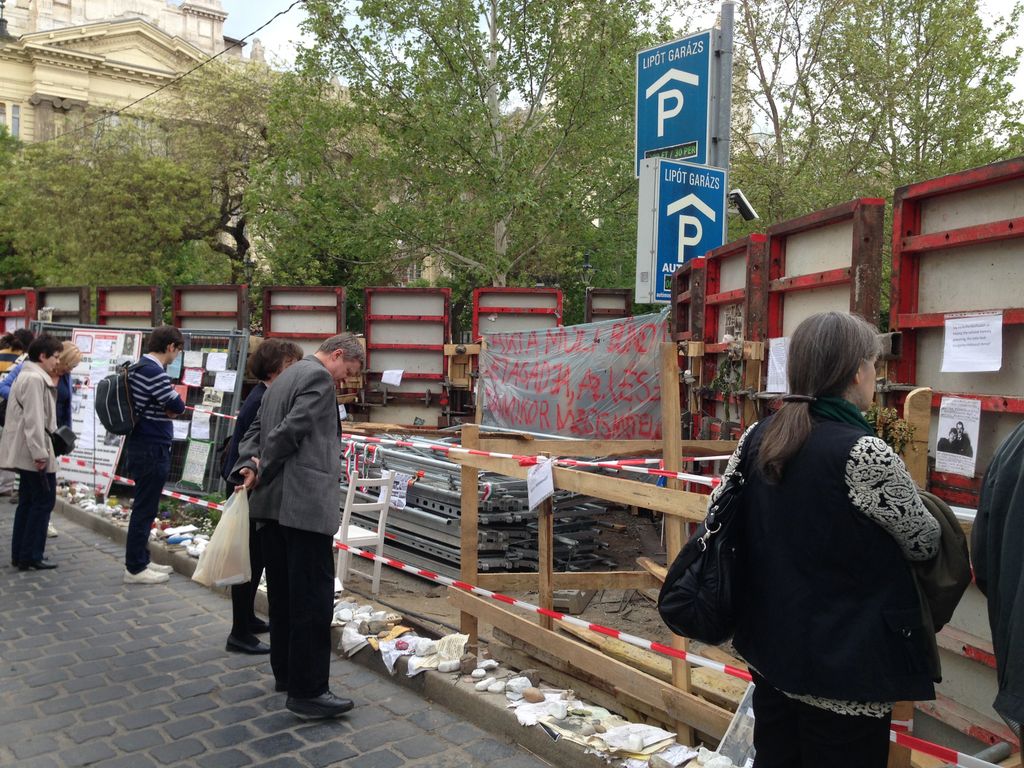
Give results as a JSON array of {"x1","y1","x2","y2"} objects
[{"x1": 810, "y1": 396, "x2": 874, "y2": 436}]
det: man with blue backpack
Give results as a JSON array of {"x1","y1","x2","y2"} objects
[{"x1": 122, "y1": 326, "x2": 185, "y2": 585}]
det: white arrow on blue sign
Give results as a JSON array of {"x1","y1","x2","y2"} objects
[
  {"x1": 635, "y1": 30, "x2": 713, "y2": 177},
  {"x1": 635, "y1": 158, "x2": 727, "y2": 303}
]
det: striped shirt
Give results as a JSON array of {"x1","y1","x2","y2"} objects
[{"x1": 127, "y1": 354, "x2": 185, "y2": 445}]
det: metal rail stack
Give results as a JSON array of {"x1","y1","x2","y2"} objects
[{"x1": 343, "y1": 439, "x2": 620, "y2": 578}]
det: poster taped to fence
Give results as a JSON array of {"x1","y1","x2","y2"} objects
[
  {"x1": 479, "y1": 311, "x2": 670, "y2": 440},
  {"x1": 59, "y1": 329, "x2": 143, "y2": 495},
  {"x1": 935, "y1": 396, "x2": 981, "y2": 477}
]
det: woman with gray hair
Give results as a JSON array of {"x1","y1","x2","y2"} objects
[
  {"x1": 713, "y1": 312, "x2": 941, "y2": 767},
  {"x1": 0, "y1": 334, "x2": 64, "y2": 569}
]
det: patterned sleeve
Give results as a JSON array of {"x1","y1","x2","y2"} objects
[
  {"x1": 845, "y1": 436, "x2": 940, "y2": 560},
  {"x1": 707, "y1": 422, "x2": 759, "y2": 507}
]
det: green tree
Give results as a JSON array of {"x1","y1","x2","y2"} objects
[
  {"x1": 271, "y1": 0, "x2": 669, "y2": 291},
  {"x1": 0, "y1": 132, "x2": 230, "y2": 288},
  {"x1": 0, "y1": 127, "x2": 36, "y2": 289},
  {"x1": 730, "y1": 0, "x2": 1023, "y2": 227},
  {"x1": 143, "y1": 60, "x2": 280, "y2": 283}
]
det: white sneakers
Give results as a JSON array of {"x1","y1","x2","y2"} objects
[
  {"x1": 147, "y1": 563, "x2": 173, "y2": 574},
  {"x1": 47, "y1": 524, "x2": 58, "y2": 538},
  {"x1": 123, "y1": 567, "x2": 169, "y2": 585}
]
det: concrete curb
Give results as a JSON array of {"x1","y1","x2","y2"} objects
[{"x1": 53, "y1": 499, "x2": 607, "y2": 768}]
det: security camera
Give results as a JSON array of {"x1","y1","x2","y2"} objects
[{"x1": 728, "y1": 189, "x2": 759, "y2": 221}]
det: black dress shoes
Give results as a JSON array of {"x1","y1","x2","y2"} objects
[
  {"x1": 286, "y1": 692, "x2": 354, "y2": 720},
  {"x1": 18, "y1": 560, "x2": 58, "y2": 570},
  {"x1": 248, "y1": 617, "x2": 271, "y2": 634},
  {"x1": 225, "y1": 634, "x2": 271, "y2": 655}
]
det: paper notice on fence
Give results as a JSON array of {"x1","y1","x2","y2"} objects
[
  {"x1": 182, "y1": 367, "x2": 204, "y2": 387},
  {"x1": 191, "y1": 408, "x2": 212, "y2": 440},
  {"x1": 941, "y1": 312, "x2": 1002, "y2": 372},
  {"x1": 181, "y1": 440, "x2": 212, "y2": 487},
  {"x1": 183, "y1": 350, "x2": 204, "y2": 368},
  {"x1": 213, "y1": 370, "x2": 237, "y2": 392},
  {"x1": 766, "y1": 337, "x2": 790, "y2": 393},
  {"x1": 206, "y1": 352, "x2": 228, "y2": 372},
  {"x1": 527, "y1": 457, "x2": 555, "y2": 510},
  {"x1": 935, "y1": 397, "x2": 981, "y2": 478},
  {"x1": 381, "y1": 369, "x2": 403, "y2": 387},
  {"x1": 172, "y1": 420, "x2": 190, "y2": 441},
  {"x1": 202, "y1": 387, "x2": 224, "y2": 407}
]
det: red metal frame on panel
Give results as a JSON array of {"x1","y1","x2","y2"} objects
[
  {"x1": 694, "y1": 235, "x2": 769, "y2": 435},
  {"x1": 701, "y1": 234, "x2": 768, "y2": 353},
  {"x1": 261, "y1": 286, "x2": 346, "y2": 342},
  {"x1": 766, "y1": 198, "x2": 885, "y2": 338},
  {"x1": 889, "y1": 157, "x2": 1024, "y2": 507},
  {"x1": 37, "y1": 287, "x2": 90, "y2": 324},
  {"x1": 669, "y1": 258, "x2": 705, "y2": 342},
  {"x1": 172, "y1": 285, "x2": 249, "y2": 330},
  {"x1": 96, "y1": 286, "x2": 162, "y2": 326},
  {"x1": 471, "y1": 287, "x2": 562, "y2": 340},
  {"x1": 363, "y1": 287, "x2": 451, "y2": 399},
  {"x1": 584, "y1": 288, "x2": 633, "y2": 324},
  {"x1": 0, "y1": 289, "x2": 38, "y2": 330}
]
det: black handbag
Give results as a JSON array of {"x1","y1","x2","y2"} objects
[
  {"x1": 49, "y1": 426, "x2": 76, "y2": 457},
  {"x1": 658, "y1": 444, "x2": 752, "y2": 645}
]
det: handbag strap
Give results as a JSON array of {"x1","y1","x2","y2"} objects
[{"x1": 699, "y1": 423, "x2": 760, "y2": 546}]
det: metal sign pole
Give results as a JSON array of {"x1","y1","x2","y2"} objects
[{"x1": 712, "y1": 1, "x2": 736, "y2": 237}]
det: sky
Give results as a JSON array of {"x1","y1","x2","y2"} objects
[
  {"x1": 219, "y1": 1, "x2": 1024, "y2": 91},
  {"x1": 220, "y1": 0, "x2": 311, "y2": 67}
]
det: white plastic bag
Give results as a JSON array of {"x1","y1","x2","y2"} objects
[{"x1": 192, "y1": 489, "x2": 251, "y2": 587}]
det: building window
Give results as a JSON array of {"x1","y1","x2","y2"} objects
[
  {"x1": 0, "y1": 103, "x2": 6, "y2": 128},
  {"x1": 404, "y1": 261, "x2": 422, "y2": 284},
  {"x1": 11, "y1": 105, "x2": 19, "y2": 138}
]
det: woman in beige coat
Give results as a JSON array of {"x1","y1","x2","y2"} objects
[{"x1": 0, "y1": 334, "x2": 63, "y2": 569}]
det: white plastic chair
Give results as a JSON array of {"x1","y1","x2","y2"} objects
[{"x1": 335, "y1": 470, "x2": 396, "y2": 595}]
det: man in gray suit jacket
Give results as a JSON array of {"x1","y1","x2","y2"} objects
[{"x1": 234, "y1": 333, "x2": 364, "y2": 720}]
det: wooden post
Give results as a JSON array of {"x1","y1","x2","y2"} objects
[
  {"x1": 460, "y1": 423, "x2": 480, "y2": 647},
  {"x1": 901, "y1": 386, "x2": 932, "y2": 489},
  {"x1": 887, "y1": 386, "x2": 933, "y2": 768},
  {"x1": 742, "y1": 341, "x2": 764, "y2": 427},
  {"x1": 661, "y1": 342, "x2": 695, "y2": 746},
  {"x1": 538, "y1": 496, "x2": 554, "y2": 631}
]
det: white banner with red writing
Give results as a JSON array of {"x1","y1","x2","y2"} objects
[{"x1": 479, "y1": 310, "x2": 670, "y2": 440}]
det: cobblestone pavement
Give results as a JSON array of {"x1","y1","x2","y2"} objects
[{"x1": 0, "y1": 513, "x2": 552, "y2": 768}]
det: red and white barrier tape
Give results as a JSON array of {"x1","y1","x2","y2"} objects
[
  {"x1": 889, "y1": 730, "x2": 1000, "y2": 768},
  {"x1": 58, "y1": 457, "x2": 222, "y2": 512},
  {"x1": 332, "y1": 539, "x2": 750, "y2": 682},
  {"x1": 332, "y1": 540, "x2": 1004, "y2": 768},
  {"x1": 341, "y1": 433, "x2": 724, "y2": 488},
  {"x1": 183, "y1": 405, "x2": 237, "y2": 421}
]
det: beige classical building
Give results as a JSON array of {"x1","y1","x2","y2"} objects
[{"x1": 0, "y1": 0, "x2": 260, "y2": 142}]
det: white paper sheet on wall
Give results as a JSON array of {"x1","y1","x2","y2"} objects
[
  {"x1": 206, "y1": 352, "x2": 228, "y2": 372},
  {"x1": 213, "y1": 370, "x2": 237, "y2": 392},
  {"x1": 941, "y1": 311, "x2": 1003, "y2": 373},
  {"x1": 766, "y1": 337, "x2": 790, "y2": 393}
]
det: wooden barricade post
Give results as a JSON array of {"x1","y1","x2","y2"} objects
[
  {"x1": 460, "y1": 423, "x2": 480, "y2": 649},
  {"x1": 661, "y1": 341, "x2": 696, "y2": 745}
]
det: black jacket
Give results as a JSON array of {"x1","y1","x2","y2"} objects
[
  {"x1": 733, "y1": 418, "x2": 936, "y2": 703},
  {"x1": 972, "y1": 422, "x2": 1024, "y2": 725}
]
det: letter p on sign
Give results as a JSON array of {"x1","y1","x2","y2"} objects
[
  {"x1": 646, "y1": 68, "x2": 701, "y2": 139},
  {"x1": 657, "y1": 90, "x2": 683, "y2": 137}
]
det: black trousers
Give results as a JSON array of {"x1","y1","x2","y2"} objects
[
  {"x1": 229, "y1": 523, "x2": 266, "y2": 637},
  {"x1": 751, "y1": 670, "x2": 892, "y2": 768},
  {"x1": 225, "y1": 482, "x2": 266, "y2": 638},
  {"x1": 261, "y1": 521, "x2": 335, "y2": 699}
]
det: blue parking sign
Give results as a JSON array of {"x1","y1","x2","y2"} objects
[
  {"x1": 635, "y1": 30, "x2": 713, "y2": 177},
  {"x1": 635, "y1": 159, "x2": 727, "y2": 303}
]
